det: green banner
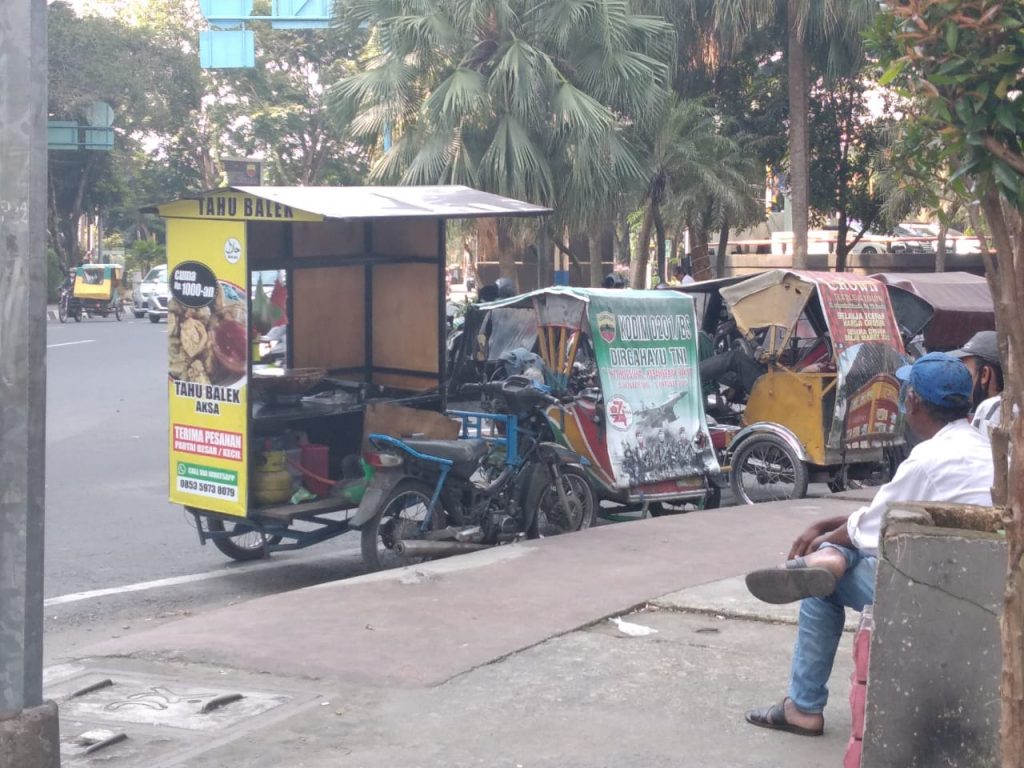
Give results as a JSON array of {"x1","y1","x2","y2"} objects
[
  {"x1": 587, "y1": 290, "x2": 718, "y2": 489},
  {"x1": 177, "y1": 461, "x2": 238, "y2": 487}
]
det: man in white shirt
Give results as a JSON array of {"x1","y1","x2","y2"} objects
[
  {"x1": 743, "y1": 352, "x2": 994, "y2": 737},
  {"x1": 949, "y1": 330, "x2": 1005, "y2": 436}
]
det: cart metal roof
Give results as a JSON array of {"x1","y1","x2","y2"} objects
[{"x1": 144, "y1": 185, "x2": 551, "y2": 220}]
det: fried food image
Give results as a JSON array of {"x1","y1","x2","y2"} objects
[
  {"x1": 180, "y1": 318, "x2": 209, "y2": 358},
  {"x1": 167, "y1": 283, "x2": 247, "y2": 386}
]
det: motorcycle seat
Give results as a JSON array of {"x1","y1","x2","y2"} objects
[{"x1": 401, "y1": 438, "x2": 490, "y2": 466}]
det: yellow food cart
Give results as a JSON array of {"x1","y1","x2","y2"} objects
[{"x1": 146, "y1": 186, "x2": 548, "y2": 560}]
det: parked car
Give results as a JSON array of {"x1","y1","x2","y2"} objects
[
  {"x1": 899, "y1": 223, "x2": 982, "y2": 255},
  {"x1": 131, "y1": 264, "x2": 168, "y2": 322}
]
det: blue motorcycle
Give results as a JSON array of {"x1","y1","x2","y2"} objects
[{"x1": 354, "y1": 377, "x2": 597, "y2": 571}]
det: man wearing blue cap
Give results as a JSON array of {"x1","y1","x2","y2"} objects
[{"x1": 743, "y1": 352, "x2": 994, "y2": 737}]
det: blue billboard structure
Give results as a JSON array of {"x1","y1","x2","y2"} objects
[{"x1": 198, "y1": 0, "x2": 332, "y2": 67}]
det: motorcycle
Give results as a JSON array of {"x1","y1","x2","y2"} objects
[{"x1": 353, "y1": 376, "x2": 597, "y2": 571}]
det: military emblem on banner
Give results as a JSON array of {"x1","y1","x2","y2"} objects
[{"x1": 596, "y1": 311, "x2": 617, "y2": 344}]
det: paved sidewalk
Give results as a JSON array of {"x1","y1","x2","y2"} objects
[{"x1": 49, "y1": 495, "x2": 868, "y2": 767}]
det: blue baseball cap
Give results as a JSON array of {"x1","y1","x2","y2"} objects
[{"x1": 895, "y1": 352, "x2": 972, "y2": 408}]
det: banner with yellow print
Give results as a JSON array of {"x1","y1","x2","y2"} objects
[{"x1": 167, "y1": 218, "x2": 249, "y2": 516}]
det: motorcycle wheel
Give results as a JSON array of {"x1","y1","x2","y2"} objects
[
  {"x1": 114, "y1": 302, "x2": 123, "y2": 321},
  {"x1": 527, "y1": 465, "x2": 596, "y2": 538},
  {"x1": 58, "y1": 296, "x2": 68, "y2": 323},
  {"x1": 206, "y1": 517, "x2": 283, "y2": 562},
  {"x1": 360, "y1": 479, "x2": 448, "y2": 572}
]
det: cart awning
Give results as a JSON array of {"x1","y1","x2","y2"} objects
[{"x1": 145, "y1": 185, "x2": 551, "y2": 220}]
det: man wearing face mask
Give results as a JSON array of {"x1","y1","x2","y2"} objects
[
  {"x1": 742, "y1": 352, "x2": 993, "y2": 737},
  {"x1": 949, "y1": 330, "x2": 1005, "y2": 437}
]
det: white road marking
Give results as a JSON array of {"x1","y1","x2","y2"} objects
[
  {"x1": 43, "y1": 554, "x2": 329, "y2": 607},
  {"x1": 47, "y1": 340, "x2": 95, "y2": 349}
]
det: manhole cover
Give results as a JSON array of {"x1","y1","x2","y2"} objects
[{"x1": 50, "y1": 672, "x2": 290, "y2": 732}]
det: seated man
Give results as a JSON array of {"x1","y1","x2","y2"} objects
[{"x1": 743, "y1": 352, "x2": 993, "y2": 737}]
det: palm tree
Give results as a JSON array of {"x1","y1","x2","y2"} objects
[
  {"x1": 632, "y1": 97, "x2": 760, "y2": 285},
  {"x1": 711, "y1": 0, "x2": 878, "y2": 269},
  {"x1": 327, "y1": 0, "x2": 674, "y2": 285}
]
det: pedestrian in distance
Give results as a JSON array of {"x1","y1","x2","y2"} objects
[
  {"x1": 949, "y1": 330, "x2": 1005, "y2": 437},
  {"x1": 743, "y1": 352, "x2": 994, "y2": 737}
]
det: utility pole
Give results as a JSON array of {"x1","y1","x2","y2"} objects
[{"x1": 0, "y1": 1, "x2": 59, "y2": 767}]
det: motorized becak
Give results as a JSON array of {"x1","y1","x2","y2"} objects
[
  {"x1": 871, "y1": 271, "x2": 994, "y2": 353},
  {"x1": 679, "y1": 270, "x2": 909, "y2": 504},
  {"x1": 450, "y1": 287, "x2": 722, "y2": 513},
  {"x1": 58, "y1": 263, "x2": 124, "y2": 323}
]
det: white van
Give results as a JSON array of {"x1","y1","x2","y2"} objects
[{"x1": 132, "y1": 264, "x2": 168, "y2": 322}]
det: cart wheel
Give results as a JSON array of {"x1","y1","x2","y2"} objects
[
  {"x1": 114, "y1": 303, "x2": 123, "y2": 321},
  {"x1": 360, "y1": 479, "x2": 448, "y2": 572},
  {"x1": 58, "y1": 297, "x2": 68, "y2": 323},
  {"x1": 729, "y1": 435, "x2": 809, "y2": 505},
  {"x1": 526, "y1": 465, "x2": 596, "y2": 537},
  {"x1": 206, "y1": 517, "x2": 282, "y2": 561}
]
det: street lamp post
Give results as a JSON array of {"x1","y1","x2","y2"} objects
[{"x1": 0, "y1": 1, "x2": 60, "y2": 766}]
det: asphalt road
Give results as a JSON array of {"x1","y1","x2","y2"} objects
[{"x1": 44, "y1": 312, "x2": 369, "y2": 663}]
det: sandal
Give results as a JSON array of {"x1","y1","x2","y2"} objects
[
  {"x1": 745, "y1": 564, "x2": 836, "y2": 604},
  {"x1": 745, "y1": 699, "x2": 824, "y2": 737}
]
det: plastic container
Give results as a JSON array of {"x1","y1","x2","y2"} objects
[{"x1": 301, "y1": 443, "x2": 331, "y2": 496}]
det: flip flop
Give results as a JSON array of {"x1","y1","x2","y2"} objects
[
  {"x1": 745, "y1": 700, "x2": 824, "y2": 737},
  {"x1": 745, "y1": 566, "x2": 836, "y2": 604}
]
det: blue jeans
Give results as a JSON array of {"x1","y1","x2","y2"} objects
[{"x1": 787, "y1": 544, "x2": 876, "y2": 714}]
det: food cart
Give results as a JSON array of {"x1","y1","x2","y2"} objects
[{"x1": 147, "y1": 186, "x2": 548, "y2": 560}]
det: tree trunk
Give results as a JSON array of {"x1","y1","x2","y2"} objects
[
  {"x1": 973, "y1": 187, "x2": 1024, "y2": 768},
  {"x1": 497, "y1": 218, "x2": 516, "y2": 285},
  {"x1": 787, "y1": 0, "x2": 810, "y2": 270},
  {"x1": 935, "y1": 219, "x2": 949, "y2": 272},
  {"x1": 689, "y1": 216, "x2": 713, "y2": 281},
  {"x1": 715, "y1": 217, "x2": 730, "y2": 278},
  {"x1": 835, "y1": 211, "x2": 850, "y2": 273},
  {"x1": 617, "y1": 215, "x2": 631, "y2": 267},
  {"x1": 653, "y1": 202, "x2": 666, "y2": 285},
  {"x1": 631, "y1": 207, "x2": 653, "y2": 288},
  {"x1": 588, "y1": 232, "x2": 602, "y2": 288}
]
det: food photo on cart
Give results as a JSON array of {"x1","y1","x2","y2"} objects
[{"x1": 151, "y1": 184, "x2": 602, "y2": 571}]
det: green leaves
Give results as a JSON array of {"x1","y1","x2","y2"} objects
[
  {"x1": 878, "y1": 57, "x2": 907, "y2": 86},
  {"x1": 875, "y1": 0, "x2": 1024, "y2": 213},
  {"x1": 328, "y1": 0, "x2": 673, "y2": 230}
]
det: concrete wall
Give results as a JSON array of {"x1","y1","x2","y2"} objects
[
  {"x1": 862, "y1": 506, "x2": 1006, "y2": 768},
  {"x1": 723, "y1": 250, "x2": 986, "y2": 277}
]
